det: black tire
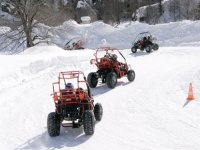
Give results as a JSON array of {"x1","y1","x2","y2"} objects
[
  {"x1": 106, "y1": 72, "x2": 117, "y2": 89},
  {"x1": 94, "y1": 103, "x2": 103, "y2": 121},
  {"x1": 145, "y1": 45, "x2": 152, "y2": 53},
  {"x1": 131, "y1": 46, "x2": 137, "y2": 53},
  {"x1": 83, "y1": 110, "x2": 95, "y2": 135},
  {"x1": 87, "y1": 72, "x2": 98, "y2": 88},
  {"x1": 127, "y1": 70, "x2": 135, "y2": 82},
  {"x1": 47, "y1": 112, "x2": 60, "y2": 137},
  {"x1": 152, "y1": 44, "x2": 159, "y2": 50},
  {"x1": 82, "y1": 99, "x2": 90, "y2": 111}
]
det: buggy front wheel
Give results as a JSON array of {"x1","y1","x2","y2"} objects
[
  {"x1": 87, "y1": 72, "x2": 98, "y2": 88},
  {"x1": 145, "y1": 46, "x2": 152, "y2": 53},
  {"x1": 131, "y1": 46, "x2": 137, "y2": 53},
  {"x1": 152, "y1": 44, "x2": 159, "y2": 50},
  {"x1": 94, "y1": 103, "x2": 103, "y2": 121},
  {"x1": 127, "y1": 70, "x2": 135, "y2": 82},
  {"x1": 106, "y1": 72, "x2": 117, "y2": 89}
]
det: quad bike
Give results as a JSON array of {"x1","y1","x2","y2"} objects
[
  {"x1": 131, "y1": 32, "x2": 159, "y2": 53},
  {"x1": 47, "y1": 71, "x2": 103, "y2": 136},
  {"x1": 87, "y1": 47, "x2": 135, "y2": 89},
  {"x1": 64, "y1": 37, "x2": 85, "y2": 50}
]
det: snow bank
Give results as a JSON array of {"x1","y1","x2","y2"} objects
[
  {"x1": 50, "y1": 20, "x2": 200, "y2": 50},
  {"x1": 1, "y1": 19, "x2": 200, "y2": 54}
]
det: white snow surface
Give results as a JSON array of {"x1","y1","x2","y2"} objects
[
  {"x1": 0, "y1": 45, "x2": 200, "y2": 150},
  {"x1": 1, "y1": 20, "x2": 200, "y2": 149}
]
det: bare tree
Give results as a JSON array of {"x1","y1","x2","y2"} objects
[
  {"x1": 145, "y1": 0, "x2": 152, "y2": 23},
  {"x1": 0, "y1": 0, "x2": 47, "y2": 53},
  {"x1": 181, "y1": 0, "x2": 192, "y2": 20},
  {"x1": 122, "y1": 0, "x2": 139, "y2": 21},
  {"x1": 194, "y1": 2, "x2": 200, "y2": 20},
  {"x1": 93, "y1": 0, "x2": 124, "y2": 23},
  {"x1": 158, "y1": 0, "x2": 163, "y2": 16},
  {"x1": 67, "y1": 0, "x2": 79, "y2": 21},
  {"x1": 169, "y1": 0, "x2": 181, "y2": 22}
]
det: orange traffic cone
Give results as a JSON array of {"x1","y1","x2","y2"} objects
[{"x1": 187, "y1": 82, "x2": 195, "y2": 100}]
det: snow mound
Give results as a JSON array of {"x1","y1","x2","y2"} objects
[
  {"x1": 1, "y1": 19, "x2": 200, "y2": 54},
  {"x1": 21, "y1": 46, "x2": 67, "y2": 55},
  {"x1": 50, "y1": 20, "x2": 200, "y2": 51}
]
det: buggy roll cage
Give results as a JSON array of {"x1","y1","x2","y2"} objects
[
  {"x1": 92, "y1": 47, "x2": 127, "y2": 64},
  {"x1": 52, "y1": 71, "x2": 91, "y2": 98},
  {"x1": 132, "y1": 31, "x2": 152, "y2": 44}
]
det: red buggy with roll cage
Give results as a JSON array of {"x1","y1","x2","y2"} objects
[
  {"x1": 47, "y1": 71, "x2": 103, "y2": 136},
  {"x1": 87, "y1": 47, "x2": 135, "y2": 89},
  {"x1": 131, "y1": 32, "x2": 159, "y2": 53}
]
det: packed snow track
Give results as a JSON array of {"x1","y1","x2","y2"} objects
[{"x1": 0, "y1": 46, "x2": 200, "y2": 150}]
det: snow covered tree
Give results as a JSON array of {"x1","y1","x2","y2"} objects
[
  {"x1": 123, "y1": 0, "x2": 139, "y2": 21},
  {"x1": 67, "y1": 0, "x2": 79, "y2": 21},
  {"x1": 194, "y1": 2, "x2": 200, "y2": 20},
  {"x1": 101, "y1": 0, "x2": 123, "y2": 24},
  {"x1": 169, "y1": 0, "x2": 181, "y2": 21},
  {"x1": 181, "y1": 0, "x2": 193, "y2": 20}
]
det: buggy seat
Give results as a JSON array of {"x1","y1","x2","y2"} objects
[{"x1": 60, "y1": 88, "x2": 85, "y2": 102}]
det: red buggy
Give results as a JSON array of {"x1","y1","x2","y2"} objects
[
  {"x1": 47, "y1": 71, "x2": 103, "y2": 136},
  {"x1": 87, "y1": 47, "x2": 135, "y2": 89}
]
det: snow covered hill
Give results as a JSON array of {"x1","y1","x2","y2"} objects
[
  {"x1": 50, "y1": 20, "x2": 200, "y2": 50},
  {"x1": 2, "y1": 20, "x2": 200, "y2": 54},
  {"x1": 0, "y1": 46, "x2": 200, "y2": 150}
]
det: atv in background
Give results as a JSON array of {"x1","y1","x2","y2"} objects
[
  {"x1": 87, "y1": 47, "x2": 135, "y2": 89},
  {"x1": 47, "y1": 71, "x2": 103, "y2": 136},
  {"x1": 64, "y1": 37, "x2": 85, "y2": 50},
  {"x1": 131, "y1": 32, "x2": 159, "y2": 53}
]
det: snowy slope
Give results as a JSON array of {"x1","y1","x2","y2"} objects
[
  {"x1": 1, "y1": 20, "x2": 200, "y2": 54},
  {"x1": 0, "y1": 46, "x2": 200, "y2": 150},
  {"x1": 50, "y1": 20, "x2": 200, "y2": 51}
]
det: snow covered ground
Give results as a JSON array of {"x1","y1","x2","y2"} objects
[
  {"x1": 1, "y1": 20, "x2": 200, "y2": 149},
  {"x1": 0, "y1": 46, "x2": 200, "y2": 150}
]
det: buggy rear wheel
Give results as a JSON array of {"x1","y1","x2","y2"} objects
[
  {"x1": 145, "y1": 45, "x2": 152, "y2": 53},
  {"x1": 47, "y1": 112, "x2": 60, "y2": 137},
  {"x1": 106, "y1": 72, "x2": 117, "y2": 89},
  {"x1": 127, "y1": 70, "x2": 135, "y2": 82},
  {"x1": 87, "y1": 72, "x2": 98, "y2": 88},
  {"x1": 131, "y1": 46, "x2": 137, "y2": 53},
  {"x1": 83, "y1": 110, "x2": 95, "y2": 135},
  {"x1": 94, "y1": 103, "x2": 103, "y2": 121}
]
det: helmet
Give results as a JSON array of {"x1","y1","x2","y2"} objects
[
  {"x1": 65, "y1": 83, "x2": 74, "y2": 89},
  {"x1": 112, "y1": 54, "x2": 117, "y2": 61}
]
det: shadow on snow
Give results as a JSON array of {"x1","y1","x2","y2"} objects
[
  {"x1": 129, "y1": 51, "x2": 152, "y2": 57},
  {"x1": 91, "y1": 81, "x2": 132, "y2": 97},
  {"x1": 15, "y1": 126, "x2": 91, "y2": 150}
]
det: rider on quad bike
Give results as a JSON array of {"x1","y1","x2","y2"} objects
[{"x1": 131, "y1": 32, "x2": 159, "y2": 53}]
